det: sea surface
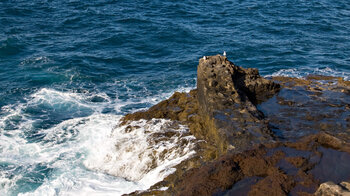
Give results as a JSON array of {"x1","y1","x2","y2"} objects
[{"x1": 1, "y1": 0, "x2": 350, "y2": 195}]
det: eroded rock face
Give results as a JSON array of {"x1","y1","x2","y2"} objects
[
  {"x1": 197, "y1": 55, "x2": 279, "y2": 110},
  {"x1": 196, "y1": 55, "x2": 280, "y2": 153}
]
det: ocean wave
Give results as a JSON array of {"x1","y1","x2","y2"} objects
[
  {"x1": 27, "y1": 88, "x2": 111, "y2": 113},
  {"x1": 84, "y1": 118, "x2": 196, "y2": 185},
  {"x1": 0, "y1": 87, "x2": 196, "y2": 195},
  {"x1": 0, "y1": 85, "x2": 194, "y2": 132},
  {"x1": 113, "y1": 85, "x2": 194, "y2": 113},
  {"x1": 0, "y1": 115, "x2": 196, "y2": 196},
  {"x1": 19, "y1": 56, "x2": 50, "y2": 67},
  {"x1": 265, "y1": 67, "x2": 350, "y2": 81},
  {"x1": 0, "y1": 88, "x2": 112, "y2": 132}
]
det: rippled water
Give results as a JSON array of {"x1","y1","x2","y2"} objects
[{"x1": 1, "y1": 0, "x2": 350, "y2": 195}]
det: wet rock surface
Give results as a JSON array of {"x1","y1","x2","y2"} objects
[
  {"x1": 123, "y1": 55, "x2": 350, "y2": 195},
  {"x1": 261, "y1": 76, "x2": 350, "y2": 141},
  {"x1": 157, "y1": 133, "x2": 350, "y2": 196}
]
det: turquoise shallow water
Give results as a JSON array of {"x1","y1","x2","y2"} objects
[{"x1": 0, "y1": 0, "x2": 350, "y2": 195}]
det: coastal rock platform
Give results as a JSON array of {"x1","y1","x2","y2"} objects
[{"x1": 123, "y1": 55, "x2": 350, "y2": 196}]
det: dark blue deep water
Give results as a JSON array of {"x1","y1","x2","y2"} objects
[{"x1": 0, "y1": 0, "x2": 349, "y2": 195}]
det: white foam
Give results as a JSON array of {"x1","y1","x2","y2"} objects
[
  {"x1": 19, "y1": 56, "x2": 50, "y2": 67},
  {"x1": 0, "y1": 174, "x2": 22, "y2": 196},
  {"x1": 9, "y1": 115, "x2": 196, "y2": 196},
  {"x1": 84, "y1": 118, "x2": 196, "y2": 188},
  {"x1": 0, "y1": 88, "x2": 112, "y2": 132},
  {"x1": 265, "y1": 67, "x2": 350, "y2": 81},
  {"x1": 0, "y1": 87, "x2": 197, "y2": 195},
  {"x1": 27, "y1": 88, "x2": 111, "y2": 114},
  {"x1": 113, "y1": 86, "x2": 193, "y2": 113},
  {"x1": 0, "y1": 101, "x2": 32, "y2": 131},
  {"x1": 18, "y1": 159, "x2": 142, "y2": 196}
]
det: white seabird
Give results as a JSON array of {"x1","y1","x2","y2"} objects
[
  {"x1": 223, "y1": 51, "x2": 226, "y2": 56},
  {"x1": 203, "y1": 56, "x2": 206, "y2": 60}
]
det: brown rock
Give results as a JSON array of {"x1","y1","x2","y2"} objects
[
  {"x1": 248, "y1": 172, "x2": 294, "y2": 196},
  {"x1": 315, "y1": 181, "x2": 350, "y2": 196},
  {"x1": 286, "y1": 157, "x2": 307, "y2": 168},
  {"x1": 122, "y1": 55, "x2": 281, "y2": 158},
  {"x1": 196, "y1": 55, "x2": 280, "y2": 153},
  {"x1": 341, "y1": 182, "x2": 350, "y2": 191},
  {"x1": 122, "y1": 56, "x2": 350, "y2": 196},
  {"x1": 151, "y1": 133, "x2": 350, "y2": 196}
]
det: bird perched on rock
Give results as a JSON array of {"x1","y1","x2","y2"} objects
[
  {"x1": 223, "y1": 51, "x2": 226, "y2": 56},
  {"x1": 203, "y1": 56, "x2": 207, "y2": 60}
]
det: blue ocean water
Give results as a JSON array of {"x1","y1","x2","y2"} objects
[{"x1": 0, "y1": 0, "x2": 349, "y2": 195}]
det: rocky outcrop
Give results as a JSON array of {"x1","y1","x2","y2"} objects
[
  {"x1": 196, "y1": 55, "x2": 280, "y2": 154},
  {"x1": 123, "y1": 55, "x2": 281, "y2": 159},
  {"x1": 123, "y1": 55, "x2": 350, "y2": 196}
]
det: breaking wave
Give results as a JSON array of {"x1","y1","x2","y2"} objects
[
  {"x1": 0, "y1": 88, "x2": 196, "y2": 196},
  {"x1": 265, "y1": 67, "x2": 350, "y2": 81}
]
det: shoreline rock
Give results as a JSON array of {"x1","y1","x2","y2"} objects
[
  {"x1": 123, "y1": 55, "x2": 350, "y2": 195},
  {"x1": 168, "y1": 132, "x2": 350, "y2": 196},
  {"x1": 196, "y1": 55, "x2": 280, "y2": 154}
]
